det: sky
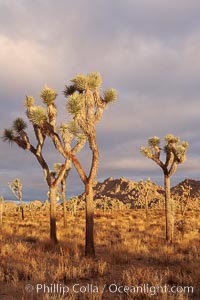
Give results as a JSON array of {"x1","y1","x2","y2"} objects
[{"x1": 1, "y1": 0, "x2": 200, "y2": 202}]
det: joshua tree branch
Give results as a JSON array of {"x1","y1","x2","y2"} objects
[
  {"x1": 88, "y1": 134, "x2": 99, "y2": 182},
  {"x1": 8, "y1": 183, "x2": 19, "y2": 199},
  {"x1": 34, "y1": 126, "x2": 45, "y2": 155},
  {"x1": 165, "y1": 151, "x2": 173, "y2": 168},
  {"x1": 52, "y1": 159, "x2": 69, "y2": 188},
  {"x1": 71, "y1": 137, "x2": 87, "y2": 154},
  {"x1": 168, "y1": 161, "x2": 178, "y2": 177},
  {"x1": 151, "y1": 156, "x2": 165, "y2": 170},
  {"x1": 13, "y1": 136, "x2": 51, "y2": 186},
  {"x1": 47, "y1": 128, "x2": 87, "y2": 184}
]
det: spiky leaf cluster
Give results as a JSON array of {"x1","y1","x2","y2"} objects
[
  {"x1": 60, "y1": 121, "x2": 80, "y2": 136},
  {"x1": 148, "y1": 136, "x2": 160, "y2": 147},
  {"x1": 71, "y1": 72, "x2": 102, "y2": 91},
  {"x1": 40, "y1": 85, "x2": 57, "y2": 105},
  {"x1": 24, "y1": 96, "x2": 35, "y2": 108},
  {"x1": 13, "y1": 118, "x2": 27, "y2": 133},
  {"x1": 67, "y1": 120, "x2": 82, "y2": 136},
  {"x1": 103, "y1": 88, "x2": 117, "y2": 103},
  {"x1": 63, "y1": 85, "x2": 77, "y2": 97},
  {"x1": 164, "y1": 135, "x2": 188, "y2": 163},
  {"x1": 140, "y1": 147, "x2": 152, "y2": 158},
  {"x1": 2, "y1": 129, "x2": 15, "y2": 143},
  {"x1": 28, "y1": 106, "x2": 47, "y2": 126},
  {"x1": 59, "y1": 122, "x2": 68, "y2": 135},
  {"x1": 175, "y1": 141, "x2": 188, "y2": 163},
  {"x1": 71, "y1": 74, "x2": 88, "y2": 90},
  {"x1": 165, "y1": 134, "x2": 179, "y2": 144},
  {"x1": 67, "y1": 93, "x2": 83, "y2": 116},
  {"x1": 53, "y1": 163, "x2": 62, "y2": 172},
  {"x1": 181, "y1": 141, "x2": 189, "y2": 149},
  {"x1": 12, "y1": 178, "x2": 23, "y2": 189},
  {"x1": 87, "y1": 72, "x2": 102, "y2": 89},
  {"x1": 59, "y1": 121, "x2": 86, "y2": 146}
]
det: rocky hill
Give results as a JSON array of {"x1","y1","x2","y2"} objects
[
  {"x1": 79, "y1": 177, "x2": 200, "y2": 209},
  {"x1": 94, "y1": 176, "x2": 163, "y2": 200},
  {"x1": 171, "y1": 178, "x2": 200, "y2": 198},
  {"x1": 79, "y1": 177, "x2": 164, "y2": 209}
]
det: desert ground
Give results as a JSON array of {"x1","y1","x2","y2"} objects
[{"x1": 0, "y1": 206, "x2": 199, "y2": 300}]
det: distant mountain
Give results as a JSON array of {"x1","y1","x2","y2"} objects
[
  {"x1": 79, "y1": 177, "x2": 164, "y2": 208},
  {"x1": 94, "y1": 176, "x2": 163, "y2": 201},
  {"x1": 171, "y1": 178, "x2": 200, "y2": 198},
  {"x1": 79, "y1": 177, "x2": 200, "y2": 206}
]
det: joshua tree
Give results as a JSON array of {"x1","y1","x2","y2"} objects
[
  {"x1": 134, "y1": 178, "x2": 154, "y2": 221},
  {"x1": 2, "y1": 88, "x2": 72, "y2": 244},
  {"x1": 64, "y1": 72, "x2": 117, "y2": 256},
  {"x1": 8, "y1": 178, "x2": 24, "y2": 220},
  {"x1": 174, "y1": 183, "x2": 192, "y2": 218},
  {"x1": 66, "y1": 196, "x2": 79, "y2": 216},
  {"x1": 141, "y1": 134, "x2": 188, "y2": 242}
]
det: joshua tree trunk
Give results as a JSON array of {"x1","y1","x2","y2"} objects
[
  {"x1": 145, "y1": 190, "x2": 149, "y2": 222},
  {"x1": 85, "y1": 181, "x2": 95, "y2": 256},
  {"x1": 20, "y1": 205, "x2": 24, "y2": 221},
  {"x1": 164, "y1": 175, "x2": 174, "y2": 242},
  {"x1": 19, "y1": 192, "x2": 24, "y2": 221},
  {"x1": 49, "y1": 186, "x2": 58, "y2": 244},
  {"x1": 61, "y1": 178, "x2": 67, "y2": 228}
]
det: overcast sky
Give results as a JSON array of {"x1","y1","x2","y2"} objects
[{"x1": 1, "y1": 0, "x2": 200, "y2": 201}]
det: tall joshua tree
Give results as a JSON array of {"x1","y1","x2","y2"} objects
[
  {"x1": 141, "y1": 134, "x2": 188, "y2": 243},
  {"x1": 2, "y1": 87, "x2": 72, "y2": 244},
  {"x1": 8, "y1": 178, "x2": 24, "y2": 220},
  {"x1": 64, "y1": 72, "x2": 117, "y2": 256}
]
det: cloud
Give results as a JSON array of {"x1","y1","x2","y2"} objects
[{"x1": 0, "y1": 1, "x2": 200, "y2": 200}]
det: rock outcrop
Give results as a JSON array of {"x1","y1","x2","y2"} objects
[
  {"x1": 78, "y1": 177, "x2": 200, "y2": 209},
  {"x1": 79, "y1": 177, "x2": 164, "y2": 208},
  {"x1": 171, "y1": 178, "x2": 200, "y2": 198}
]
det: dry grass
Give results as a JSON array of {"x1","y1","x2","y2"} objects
[{"x1": 0, "y1": 209, "x2": 199, "y2": 299}]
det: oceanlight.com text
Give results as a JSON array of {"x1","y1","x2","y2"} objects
[{"x1": 25, "y1": 282, "x2": 194, "y2": 296}]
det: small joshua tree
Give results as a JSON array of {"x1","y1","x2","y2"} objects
[
  {"x1": 141, "y1": 134, "x2": 188, "y2": 242},
  {"x1": 173, "y1": 183, "x2": 193, "y2": 238},
  {"x1": 134, "y1": 178, "x2": 154, "y2": 221},
  {"x1": 8, "y1": 178, "x2": 24, "y2": 220},
  {"x1": 176, "y1": 183, "x2": 192, "y2": 218},
  {"x1": 67, "y1": 197, "x2": 78, "y2": 216}
]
